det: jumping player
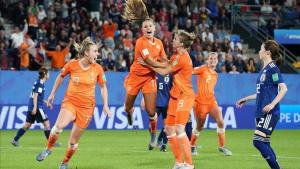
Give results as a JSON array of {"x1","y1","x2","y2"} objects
[
  {"x1": 122, "y1": 0, "x2": 168, "y2": 150},
  {"x1": 190, "y1": 52, "x2": 232, "y2": 156},
  {"x1": 236, "y1": 40, "x2": 287, "y2": 169}
]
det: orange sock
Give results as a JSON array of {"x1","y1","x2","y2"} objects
[
  {"x1": 167, "y1": 134, "x2": 183, "y2": 164},
  {"x1": 47, "y1": 134, "x2": 59, "y2": 151},
  {"x1": 217, "y1": 128, "x2": 225, "y2": 147},
  {"x1": 178, "y1": 133, "x2": 193, "y2": 165},
  {"x1": 62, "y1": 143, "x2": 78, "y2": 164}
]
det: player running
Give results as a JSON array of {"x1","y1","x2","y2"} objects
[
  {"x1": 236, "y1": 40, "x2": 287, "y2": 169},
  {"x1": 190, "y1": 52, "x2": 232, "y2": 156},
  {"x1": 35, "y1": 37, "x2": 111, "y2": 169},
  {"x1": 122, "y1": 0, "x2": 168, "y2": 150}
]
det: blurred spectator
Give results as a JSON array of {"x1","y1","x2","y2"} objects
[
  {"x1": 229, "y1": 65, "x2": 240, "y2": 74},
  {"x1": 234, "y1": 54, "x2": 248, "y2": 73},
  {"x1": 102, "y1": 18, "x2": 117, "y2": 49},
  {"x1": 104, "y1": 52, "x2": 116, "y2": 71},
  {"x1": 37, "y1": 5, "x2": 47, "y2": 22},
  {"x1": 225, "y1": 53, "x2": 234, "y2": 72},
  {"x1": 46, "y1": 44, "x2": 70, "y2": 70},
  {"x1": 247, "y1": 58, "x2": 259, "y2": 73},
  {"x1": 261, "y1": 0, "x2": 273, "y2": 14},
  {"x1": 116, "y1": 54, "x2": 128, "y2": 72},
  {"x1": 101, "y1": 44, "x2": 114, "y2": 60}
]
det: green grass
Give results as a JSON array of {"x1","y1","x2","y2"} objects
[{"x1": 0, "y1": 130, "x2": 299, "y2": 169}]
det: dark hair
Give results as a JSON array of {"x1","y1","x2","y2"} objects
[
  {"x1": 38, "y1": 67, "x2": 48, "y2": 79},
  {"x1": 122, "y1": 0, "x2": 150, "y2": 24},
  {"x1": 176, "y1": 30, "x2": 197, "y2": 49},
  {"x1": 264, "y1": 40, "x2": 282, "y2": 65}
]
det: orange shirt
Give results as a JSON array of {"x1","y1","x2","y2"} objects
[
  {"x1": 46, "y1": 48, "x2": 69, "y2": 69},
  {"x1": 19, "y1": 42, "x2": 30, "y2": 68},
  {"x1": 169, "y1": 52, "x2": 194, "y2": 98},
  {"x1": 130, "y1": 36, "x2": 166, "y2": 76},
  {"x1": 102, "y1": 23, "x2": 117, "y2": 39},
  {"x1": 61, "y1": 60, "x2": 106, "y2": 108},
  {"x1": 193, "y1": 65, "x2": 218, "y2": 104},
  {"x1": 28, "y1": 14, "x2": 38, "y2": 27}
]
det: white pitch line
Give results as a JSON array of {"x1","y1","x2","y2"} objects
[{"x1": 1, "y1": 146, "x2": 300, "y2": 160}]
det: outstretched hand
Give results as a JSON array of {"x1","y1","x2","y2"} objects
[
  {"x1": 103, "y1": 105, "x2": 112, "y2": 118},
  {"x1": 236, "y1": 98, "x2": 247, "y2": 108}
]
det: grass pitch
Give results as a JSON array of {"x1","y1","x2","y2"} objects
[{"x1": 0, "y1": 130, "x2": 299, "y2": 169}]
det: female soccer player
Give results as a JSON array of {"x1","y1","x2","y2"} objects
[
  {"x1": 139, "y1": 30, "x2": 196, "y2": 169},
  {"x1": 190, "y1": 52, "x2": 232, "y2": 156},
  {"x1": 123, "y1": 0, "x2": 168, "y2": 149},
  {"x1": 36, "y1": 37, "x2": 111, "y2": 169},
  {"x1": 11, "y1": 67, "x2": 53, "y2": 147},
  {"x1": 236, "y1": 40, "x2": 287, "y2": 169}
]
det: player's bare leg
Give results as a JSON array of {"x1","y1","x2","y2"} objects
[
  {"x1": 124, "y1": 94, "x2": 137, "y2": 125},
  {"x1": 210, "y1": 106, "x2": 232, "y2": 156}
]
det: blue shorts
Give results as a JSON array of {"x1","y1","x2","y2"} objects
[
  {"x1": 156, "y1": 106, "x2": 168, "y2": 120},
  {"x1": 26, "y1": 108, "x2": 48, "y2": 123},
  {"x1": 255, "y1": 113, "x2": 279, "y2": 136}
]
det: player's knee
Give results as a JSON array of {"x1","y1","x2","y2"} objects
[
  {"x1": 196, "y1": 124, "x2": 204, "y2": 131},
  {"x1": 51, "y1": 125, "x2": 63, "y2": 135},
  {"x1": 175, "y1": 125, "x2": 185, "y2": 135},
  {"x1": 217, "y1": 120, "x2": 224, "y2": 128},
  {"x1": 23, "y1": 124, "x2": 31, "y2": 129},
  {"x1": 165, "y1": 126, "x2": 176, "y2": 136}
]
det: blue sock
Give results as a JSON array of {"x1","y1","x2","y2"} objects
[
  {"x1": 14, "y1": 128, "x2": 26, "y2": 141},
  {"x1": 157, "y1": 127, "x2": 164, "y2": 143},
  {"x1": 150, "y1": 133, "x2": 156, "y2": 143},
  {"x1": 185, "y1": 122, "x2": 193, "y2": 141},
  {"x1": 44, "y1": 129, "x2": 50, "y2": 140},
  {"x1": 253, "y1": 138, "x2": 280, "y2": 169},
  {"x1": 161, "y1": 129, "x2": 168, "y2": 145}
]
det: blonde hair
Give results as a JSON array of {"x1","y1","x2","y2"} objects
[
  {"x1": 175, "y1": 30, "x2": 197, "y2": 49},
  {"x1": 122, "y1": 0, "x2": 150, "y2": 23},
  {"x1": 73, "y1": 37, "x2": 95, "y2": 58}
]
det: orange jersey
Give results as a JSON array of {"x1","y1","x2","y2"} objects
[
  {"x1": 193, "y1": 65, "x2": 218, "y2": 104},
  {"x1": 169, "y1": 52, "x2": 194, "y2": 98},
  {"x1": 60, "y1": 60, "x2": 106, "y2": 108},
  {"x1": 130, "y1": 36, "x2": 166, "y2": 76}
]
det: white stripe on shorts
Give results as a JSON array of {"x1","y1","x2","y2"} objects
[{"x1": 39, "y1": 108, "x2": 47, "y2": 120}]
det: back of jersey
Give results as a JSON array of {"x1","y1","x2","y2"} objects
[
  {"x1": 28, "y1": 79, "x2": 45, "y2": 110},
  {"x1": 156, "y1": 74, "x2": 172, "y2": 107},
  {"x1": 256, "y1": 62, "x2": 284, "y2": 117}
]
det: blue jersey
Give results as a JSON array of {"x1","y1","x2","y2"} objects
[
  {"x1": 156, "y1": 74, "x2": 172, "y2": 107},
  {"x1": 255, "y1": 62, "x2": 283, "y2": 118},
  {"x1": 28, "y1": 79, "x2": 45, "y2": 110}
]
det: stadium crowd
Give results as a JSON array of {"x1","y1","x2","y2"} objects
[{"x1": 0, "y1": 0, "x2": 297, "y2": 73}]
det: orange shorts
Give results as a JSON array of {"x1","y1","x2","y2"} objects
[
  {"x1": 124, "y1": 73, "x2": 156, "y2": 95},
  {"x1": 61, "y1": 100, "x2": 95, "y2": 129},
  {"x1": 165, "y1": 96, "x2": 194, "y2": 126},
  {"x1": 194, "y1": 100, "x2": 218, "y2": 120}
]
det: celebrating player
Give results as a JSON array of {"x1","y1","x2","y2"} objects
[
  {"x1": 122, "y1": 0, "x2": 168, "y2": 150},
  {"x1": 190, "y1": 52, "x2": 232, "y2": 156},
  {"x1": 236, "y1": 40, "x2": 287, "y2": 169},
  {"x1": 35, "y1": 37, "x2": 111, "y2": 169},
  {"x1": 139, "y1": 30, "x2": 196, "y2": 169}
]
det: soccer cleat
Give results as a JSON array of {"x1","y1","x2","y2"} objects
[
  {"x1": 59, "y1": 163, "x2": 68, "y2": 169},
  {"x1": 10, "y1": 140, "x2": 20, "y2": 147},
  {"x1": 191, "y1": 146, "x2": 198, "y2": 156},
  {"x1": 218, "y1": 147, "x2": 232, "y2": 156},
  {"x1": 172, "y1": 163, "x2": 184, "y2": 169},
  {"x1": 182, "y1": 164, "x2": 195, "y2": 169},
  {"x1": 148, "y1": 142, "x2": 155, "y2": 150},
  {"x1": 36, "y1": 150, "x2": 52, "y2": 162},
  {"x1": 160, "y1": 145, "x2": 167, "y2": 152}
]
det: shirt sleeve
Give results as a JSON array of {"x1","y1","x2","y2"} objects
[
  {"x1": 171, "y1": 56, "x2": 183, "y2": 73},
  {"x1": 270, "y1": 67, "x2": 284, "y2": 84},
  {"x1": 135, "y1": 40, "x2": 150, "y2": 60},
  {"x1": 193, "y1": 66, "x2": 205, "y2": 75},
  {"x1": 33, "y1": 81, "x2": 43, "y2": 94},
  {"x1": 97, "y1": 66, "x2": 106, "y2": 86},
  {"x1": 60, "y1": 61, "x2": 72, "y2": 78}
]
